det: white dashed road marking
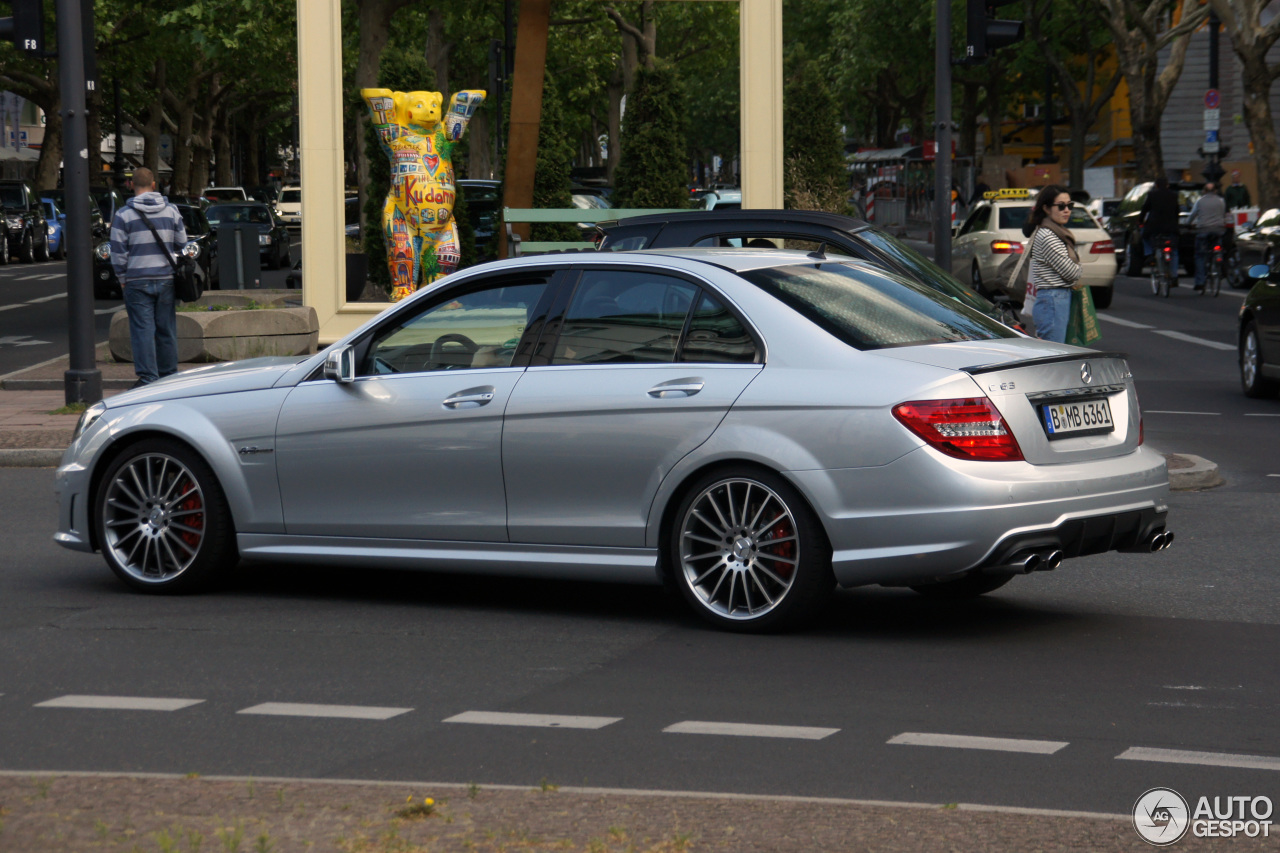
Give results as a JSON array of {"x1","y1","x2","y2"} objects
[
  {"x1": 664, "y1": 720, "x2": 839, "y2": 740},
  {"x1": 1152, "y1": 329, "x2": 1236, "y2": 350},
  {"x1": 37, "y1": 273, "x2": 63, "y2": 280},
  {"x1": 14, "y1": 274, "x2": 45, "y2": 281},
  {"x1": 888, "y1": 732, "x2": 1069, "y2": 755},
  {"x1": 1117, "y1": 747, "x2": 1280, "y2": 772},
  {"x1": 238, "y1": 702, "x2": 412, "y2": 720},
  {"x1": 26, "y1": 293, "x2": 66, "y2": 303},
  {"x1": 444, "y1": 710, "x2": 621, "y2": 729},
  {"x1": 1096, "y1": 314, "x2": 1156, "y2": 329},
  {"x1": 36, "y1": 695, "x2": 203, "y2": 711},
  {"x1": 1145, "y1": 410, "x2": 1220, "y2": 416},
  {"x1": 1246, "y1": 413, "x2": 1280, "y2": 417}
]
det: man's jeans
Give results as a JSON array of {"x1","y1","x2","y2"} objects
[
  {"x1": 123, "y1": 279, "x2": 177, "y2": 384},
  {"x1": 1195, "y1": 230, "x2": 1225, "y2": 288},
  {"x1": 1033, "y1": 286, "x2": 1073, "y2": 343}
]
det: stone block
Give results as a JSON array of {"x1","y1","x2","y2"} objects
[{"x1": 110, "y1": 301, "x2": 320, "y2": 364}]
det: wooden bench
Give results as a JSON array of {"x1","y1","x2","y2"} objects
[{"x1": 503, "y1": 207, "x2": 688, "y2": 256}]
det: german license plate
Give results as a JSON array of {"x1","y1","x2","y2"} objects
[{"x1": 1041, "y1": 398, "x2": 1114, "y2": 439}]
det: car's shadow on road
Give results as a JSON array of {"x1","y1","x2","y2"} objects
[{"x1": 219, "y1": 560, "x2": 1094, "y2": 640}]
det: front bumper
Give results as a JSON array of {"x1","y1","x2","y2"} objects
[
  {"x1": 54, "y1": 456, "x2": 94, "y2": 553},
  {"x1": 787, "y1": 444, "x2": 1169, "y2": 587}
]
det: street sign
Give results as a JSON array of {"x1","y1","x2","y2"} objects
[
  {"x1": 1204, "y1": 108, "x2": 1220, "y2": 130},
  {"x1": 1205, "y1": 89, "x2": 1220, "y2": 109},
  {"x1": 1204, "y1": 129, "x2": 1220, "y2": 154}
]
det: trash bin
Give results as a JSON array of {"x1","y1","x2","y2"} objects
[{"x1": 217, "y1": 224, "x2": 263, "y2": 289}]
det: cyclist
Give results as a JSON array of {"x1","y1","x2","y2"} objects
[
  {"x1": 1186, "y1": 181, "x2": 1228, "y2": 292},
  {"x1": 1139, "y1": 177, "x2": 1181, "y2": 286}
]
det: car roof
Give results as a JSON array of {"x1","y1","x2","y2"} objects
[
  {"x1": 640, "y1": 246, "x2": 872, "y2": 272},
  {"x1": 603, "y1": 209, "x2": 870, "y2": 232}
]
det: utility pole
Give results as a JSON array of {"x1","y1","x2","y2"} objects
[
  {"x1": 934, "y1": 0, "x2": 953, "y2": 270},
  {"x1": 58, "y1": 0, "x2": 102, "y2": 404},
  {"x1": 112, "y1": 78, "x2": 127, "y2": 191},
  {"x1": 1201, "y1": 11, "x2": 1226, "y2": 184}
]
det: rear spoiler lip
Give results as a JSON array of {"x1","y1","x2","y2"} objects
[{"x1": 961, "y1": 351, "x2": 1128, "y2": 375}]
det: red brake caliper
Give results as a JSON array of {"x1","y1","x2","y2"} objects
[
  {"x1": 176, "y1": 478, "x2": 203, "y2": 549},
  {"x1": 764, "y1": 522, "x2": 795, "y2": 579}
]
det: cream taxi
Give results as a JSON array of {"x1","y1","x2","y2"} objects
[{"x1": 951, "y1": 189, "x2": 1118, "y2": 309}]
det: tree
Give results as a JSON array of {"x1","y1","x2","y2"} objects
[
  {"x1": 784, "y1": 54, "x2": 847, "y2": 212},
  {"x1": 1025, "y1": 0, "x2": 1122, "y2": 188},
  {"x1": 612, "y1": 62, "x2": 689, "y2": 209},
  {"x1": 530, "y1": 74, "x2": 578, "y2": 242},
  {"x1": 1092, "y1": 0, "x2": 1209, "y2": 180},
  {"x1": 1209, "y1": 0, "x2": 1280, "y2": 208}
]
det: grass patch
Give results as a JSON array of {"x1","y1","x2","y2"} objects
[
  {"x1": 177, "y1": 300, "x2": 270, "y2": 313},
  {"x1": 47, "y1": 402, "x2": 88, "y2": 415}
]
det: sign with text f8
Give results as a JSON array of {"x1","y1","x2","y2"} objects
[
  {"x1": 965, "y1": 0, "x2": 1024, "y2": 62},
  {"x1": 0, "y1": 0, "x2": 45, "y2": 54}
]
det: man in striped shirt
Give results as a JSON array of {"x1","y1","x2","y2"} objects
[{"x1": 109, "y1": 167, "x2": 187, "y2": 387}]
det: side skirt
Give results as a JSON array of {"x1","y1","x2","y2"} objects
[{"x1": 237, "y1": 534, "x2": 662, "y2": 585}]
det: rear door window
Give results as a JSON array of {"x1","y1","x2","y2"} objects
[
  {"x1": 679, "y1": 292, "x2": 758, "y2": 364},
  {"x1": 552, "y1": 270, "x2": 699, "y2": 364}
]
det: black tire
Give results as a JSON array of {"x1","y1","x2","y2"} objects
[
  {"x1": 1125, "y1": 234, "x2": 1145, "y2": 276},
  {"x1": 1240, "y1": 321, "x2": 1279, "y2": 398},
  {"x1": 667, "y1": 467, "x2": 834, "y2": 632},
  {"x1": 0, "y1": 232, "x2": 9, "y2": 265},
  {"x1": 18, "y1": 231, "x2": 33, "y2": 263},
  {"x1": 910, "y1": 572, "x2": 1013, "y2": 599},
  {"x1": 93, "y1": 438, "x2": 238, "y2": 594},
  {"x1": 1090, "y1": 285, "x2": 1113, "y2": 309},
  {"x1": 34, "y1": 229, "x2": 49, "y2": 262}
]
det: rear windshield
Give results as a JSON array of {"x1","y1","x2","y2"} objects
[
  {"x1": 280, "y1": 190, "x2": 301, "y2": 203},
  {"x1": 856, "y1": 229, "x2": 997, "y2": 315},
  {"x1": 739, "y1": 261, "x2": 1017, "y2": 350},
  {"x1": 999, "y1": 206, "x2": 1095, "y2": 230}
]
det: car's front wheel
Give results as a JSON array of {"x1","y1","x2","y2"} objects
[
  {"x1": 1090, "y1": 285, "x2": 1113, "y2": 309},
  {"x1": 18, "y1": 231, "x2": 33, "y2": 263},
  {"x1": 0, "y1": 232, "x2": 9, "y2": 265},
  {"x1": 34, "y1": 229, "x2": 49, "y2": 262},
  {"x1": 1241, "y1": 321, "x2": 1278, "y2": 398},
  {"x1": 94, "y1": 439, "x2": 238, "y2": 593},
  {"x1": 910, "y1": 572, "x2": 1013, "y2": 599},
  {"x1": 669, "y1": 468, "x2": 833, "y2": 632}
]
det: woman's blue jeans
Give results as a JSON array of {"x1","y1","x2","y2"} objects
[
  {"x1": 1033, "y1": 286, "x2": 1073, "y2": 343},
  {"x1": 123, "y1": 279, "x2": 177, "y2": 384}
]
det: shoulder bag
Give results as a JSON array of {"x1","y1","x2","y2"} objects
[{"x1": 136, "y1": 208, "x2": 203, "y2": 303}]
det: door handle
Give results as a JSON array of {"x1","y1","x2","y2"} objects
[
  {"x1": 443, "y1": 386, "x2": 496, "y2": 408},
  {"x1": 648, "y1": 378, "x2": 704, "y2": 398}
]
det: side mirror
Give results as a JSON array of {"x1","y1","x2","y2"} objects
[
  {"x1": 324, "y1": 345, "x2": 356, "y2": 383},
  {"x1": 1248, "y1": 264, "x2": 1270, "y2": 280}
]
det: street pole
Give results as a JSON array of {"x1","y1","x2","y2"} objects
[
  {"x1": 58, "y1": 0, "x2": 102, "y2": 405},
  {"x1": 112, "y1": 77, "x2": 126, "y2": 192},
  {"x1": 934, "y1": 0, "x2": 952, "y2": 270},
  {"x1": 1202, "y1": 11, "x2": 1225, "y2": 184}
]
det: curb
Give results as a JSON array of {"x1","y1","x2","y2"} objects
[
  {"x1": 1, "y1": 378, "x2": 137, "y2": 391},
  {"x1": 1164, "y1": 453, "x2": 1224, "y2": 490},
  {"x1": 0, "y1": 448, "x2": 64, "y2": 468}
]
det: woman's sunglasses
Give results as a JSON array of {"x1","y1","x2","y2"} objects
[{"x1": 1051, "y1": 202, "x2": 1074, "y2": 211}]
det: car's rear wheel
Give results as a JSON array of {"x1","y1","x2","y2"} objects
[
  {"x1": 670, "y1": 469, "x2": 834, "y2": 632},
  {"x1": 94, "y1": 439, "x2": 237, "y2": 593},
  {"x1": 0, "y1": 232, "x2": 9, "y2": 265},
  {"x1": 1241, "y1": 322, "x2": 1278, "y2": 398},
  {"x1": 910, "y1": 572, "x2": 1013, "y2": 599},
  {"x1": 1090, "y1": 285, "x2": 1113, "y2": 309}
]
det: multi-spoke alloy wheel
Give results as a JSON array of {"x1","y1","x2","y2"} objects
[
  {"x1": 95, "y1": 440, "x2": 236, "y2": 592},
  {"x1": 1241, "y1": 323, "x2": 1278, "y2": 398},
  {"x1": 670, "y1": 470, "x2": 832, "y2": 631}
]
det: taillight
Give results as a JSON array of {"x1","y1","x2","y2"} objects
[
  {"x1": 990, "y1": 240, "x2": 1023, "y2": 254},
  {"x1": 1090, "y1": 240, "x2": 1115, "y2": 254},
  {"x1": 1213, "y1": 243, "x2": 1222, "y2": 252},
  {"x1": 592, "y1": 229, "x2": 605, "y2": 249},
  {"x1": 892, "y1": 398, "x2": 1024, "y2": 461}
]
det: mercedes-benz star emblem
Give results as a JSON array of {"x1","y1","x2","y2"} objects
[{"x1": 1081, "y1": 362, "x2": 1093, "y2": 384}]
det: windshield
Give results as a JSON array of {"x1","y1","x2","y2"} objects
[
  {"x1": 178, "y1": 208, "x2": 205, "y2": 234},
  {"x1": 740, "y1": 261, "x2": 1016, "y2": 351},
  {"x1": 856, "y1": 229, "x2": 999, "y2": 315},
  {"x1": 0, "y1": 186, "x2": 25, "y2": 208},
  {"x1": 280, "y1": 190, "x2": 301, "y2": 203},
  {"x1": 207, "y1": 204, "x2": 272, "y2": 225},
  {"x1": 999, "y1": 206, "x2": 1096, "y2": 230}
]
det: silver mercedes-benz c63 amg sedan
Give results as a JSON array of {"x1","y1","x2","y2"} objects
[{"x1": 55, "y1": 248, "x2": 1172, "y2": 631}]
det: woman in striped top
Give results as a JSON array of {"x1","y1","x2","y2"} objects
[{"x1": 1027, "y1": 185, "x2": 1082, "y2": 343}]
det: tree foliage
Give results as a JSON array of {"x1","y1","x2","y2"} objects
[
  {"x1": 784, "y1": 52, "x2": 848, "y2": 212},
  {"x1": 613, "y1": 62, "x2": 688, "y2": 209}
]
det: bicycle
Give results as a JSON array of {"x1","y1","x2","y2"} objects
[
  {"x1": 1201, "y1": 237, "x2": 1224, "y2": 298},
  {"x1": 1150, "y1": 234, "x2": 1175, "y2": 298}
]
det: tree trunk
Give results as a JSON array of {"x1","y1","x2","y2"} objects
[
  {"x1": 215, "y1": 105, "x2": 234, "y2": 187},
  {"x1": 86, "y1": 87, "x2": 105, "y2": 186},
  {"x1": 170, "y1": 77, "x2": 199, "y2": 195},
  {"x1": 468, "y1": 107, "x2": 493, "y2": 179},
  {"x1": 245, "y1": 125, "x2": 261, "y2": 187},
  {"x1": 355, "y1": 0, "x2": 413, "y2": 230},
  {"x1": 33, "y1": 100, "x2": 62, "y2": 190},
  {"x1": 1239, "y1": 54, "x2": 1280, "y2": 208},
  {"x1": 425, "y1": 5, "x2": 451, "y2": 95},
  {"x1": 605, "y1": 53, "x2": 629, "y2": 184}
]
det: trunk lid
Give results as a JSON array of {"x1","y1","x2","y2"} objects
[{"x1": 879, "y1": 340, "x2": 1140, "y2": 465}]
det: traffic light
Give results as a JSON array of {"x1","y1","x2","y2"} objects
[
  {"x1": 965, "y1": 0, "x2": 1024, "y2": 62},
  {"x1": 0, "y1": 0, "x2": 45, "y2": 54}
]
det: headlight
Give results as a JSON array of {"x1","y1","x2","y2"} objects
[
  {"x1": 73, "y1": 402, "x2": 107, "y2": 440},
  {"x1": 6, "y1": 217, "x2": 20, "y2": 229},
  {"x1": 94, "y1": 243, "x2": 110, "y2": 260},
  {"x1": 259, "y1": 234, "x2": 271, "y2": 245},
  {"x1": 47, "y1": 224, "x2": 56, "y2": 236},
  {"x1": 181, "y1": 241, "x2": 201, "y2": 259}
]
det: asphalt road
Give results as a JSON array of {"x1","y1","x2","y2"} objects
[
  {"x1": 0, "y1": 237, "x2": 300, "y2": 378},
  {"x1": 1, "y1": 261, "x2": 1278, "y2": 818}
]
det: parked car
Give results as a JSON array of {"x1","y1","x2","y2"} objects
[
  {"x1": 92, "y1": 186, "x2": 125, "y2": 224},
  {"x1": 703, "y1": 188, "x2": 742, "y2": 210},
  {"x1": 93, "y1": 203, "x2": 219, "y2": 299},
  {"x1": 43, "y1": 189, "x2": 107, "y2": 237},
  {"x1": 54, "y1": 248, "x2": 1172, "y2": 631},
  {"x1": 1107, "y1": 181, "x2": 1241, "y2": 286},
  {"x1": 1233, "y1": 208, "x2": 1280, "y2": 276},
  {"x1": 1086, "y1": 197, "x2": 1120, "y2": 229},
  {"x1": 202, "y1": 186, "x2": 248, "y2": 202},
  {"x1": 595, "y1": 209, "x2": 1021, "y2": 328},
  {"x1": 39, "y1": 197, "x2": 66, "y2": 259},
  {"x1": 1238, "y1": 261, "x2": 1280, "y2": 397},
  {"x1": 0, "y1": 180, "x2": 51, "y2": 263},
  {"x1": 204, "y1": 202, "x2": 292, "y2": 269},
  {"x1": 951, "y1": 191, "x2": 1117, "y2": 308},
  {"x1": 276, "y1": 185, "x2": 302, "y2": 228}
]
